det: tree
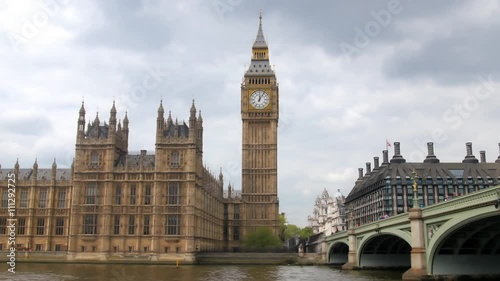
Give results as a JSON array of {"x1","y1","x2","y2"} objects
[
  {"x1": 299, "y1": 227, "x2": 313, "y2": 238},
  {"x1": 278, "y1": 213, "x2": 287, "y2": 242},
  {"x1": 284, "y1": 224, "x2": 301, "y2": 239},
  {"x1": 279, "y1": 213, "x2": 314, "y2": 242},
  {"x1": 243, "y1": 227, "x2": 282, "y2": 251}
]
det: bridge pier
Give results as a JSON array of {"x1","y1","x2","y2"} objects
[
  {"x1": 341, "y1": 228, "x2": 359, "y2": 270},
  {"x1": 403, "y1": 208, "x2": 428, "y2": 281}
]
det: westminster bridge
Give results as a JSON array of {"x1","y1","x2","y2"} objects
[{"x1": 325, "y1": 184, "x2": 500, "y2": 280}]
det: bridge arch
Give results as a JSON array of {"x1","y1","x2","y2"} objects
[
  {"x1": 428, "y1": 209, "x2": 500, "y2": 275},
  {"x1": 327, "y1": 241, "x2": 349, "y2": 264},
  {"x1": 358, "y1": 232, "x2": 411, "y2": 269}
]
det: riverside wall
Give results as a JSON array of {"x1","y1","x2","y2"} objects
[{"x1": 0, "y1": 251, "x2": 327, "y2": 265}]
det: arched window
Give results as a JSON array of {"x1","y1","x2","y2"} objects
[
  {"x1": 170, "y1": 151, "x2": 180, "y2": 167},
  {"x1": 90, "y1": 152, "x2": 99, "y2": 166}
]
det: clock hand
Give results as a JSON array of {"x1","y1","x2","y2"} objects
[{"x1": 258, "y1": 92, "x2": 262, "y2": 102}]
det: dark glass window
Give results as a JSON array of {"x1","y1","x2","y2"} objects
[{"x1": 55, "y1": 217, "x2": 64, "y2": 235}]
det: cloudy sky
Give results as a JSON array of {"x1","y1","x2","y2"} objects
[{"x1": 1, "y1": 0, "x2": 500, "y2": 226}]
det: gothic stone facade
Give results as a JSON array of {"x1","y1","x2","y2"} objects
[
  {"x1": 307, "y1": 188, "x2": 346, "y2": 236},
  {"x1": 240, "y1": 15, "x2": 280, "y2": 237},
  {"x1": 0, "y1": 17, "x2": 279, "y2": 259},
  {"x1": 0, "y1": 101, "x2": 233, "y2": 261}
]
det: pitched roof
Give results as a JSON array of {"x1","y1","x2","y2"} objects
[{"x1": 345, "y1": 161, "x2": 500, "y2": 203}]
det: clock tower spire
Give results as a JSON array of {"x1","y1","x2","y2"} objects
[{"x1": 240, "y1": 13, "x2": 279, "y2": 239}]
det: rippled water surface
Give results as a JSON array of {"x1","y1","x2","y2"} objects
[{"x1": 0, "y1": 263, "x2": 403, "y2": 281}]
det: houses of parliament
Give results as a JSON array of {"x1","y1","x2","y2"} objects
[{"x1": 0, "y1": 17, "x2": 280, "y2": 261}]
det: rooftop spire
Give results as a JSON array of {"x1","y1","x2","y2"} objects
[
  {"x1": 94, "y1": 112, "x2": 100, "y2": 125},
  {"x1": 158, "y1": 100, "x2": 164, "y2": 115},
  {"x1": 167, "y1": 111, "x2": 173, "y2": 124},
  {"x1": 190, "y1": 99, "x2": 196, "y2": 118},
  {"x1": 253, "y1": 11, "x2": 267, "y2": 48},
  {"x1": 110, "y1": 100, "x2": 116, "y2": 114},
  {"x1": 198, "y1": 110, "x2": 203, "y2": 122},
  {"x1": 79, "y1": 101, "x2": 85, "y2": 115},
  {"x1": 123, "y1": 112, "x2": 129, "y2": 129}
]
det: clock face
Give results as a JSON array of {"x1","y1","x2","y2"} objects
[{"x1": 250, "y1": 90, "x2": 270, "y2": 109}]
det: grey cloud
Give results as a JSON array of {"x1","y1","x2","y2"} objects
[
  {"x1": 1, "y1": 116, "x2": 53, "y2": 136},
  {"x1": 73, "y1": 1, "x2": 173, "y2": 51},
  {"x1": 383, "y1": 24, "x2": 500, "y2": 85}
]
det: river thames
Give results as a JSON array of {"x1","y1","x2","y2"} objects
[{"x1": 0, "y1": 264, "x2": 404, "y2": 281}]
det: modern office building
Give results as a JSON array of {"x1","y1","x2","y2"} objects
[{"x1": 345, "y1": 142, "x2": 500, "y2": 226}]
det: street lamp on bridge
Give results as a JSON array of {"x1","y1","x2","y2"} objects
[{"x1": 411, "y1": 169, "x2": 420, "y2": 209}]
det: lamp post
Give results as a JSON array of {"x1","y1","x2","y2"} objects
[
  {"x1": 348, "y1": 205, "x2": 355, "y2": 229},
  {"x1": 411, "y1": 169, "x2": 420, "y2": 209}
]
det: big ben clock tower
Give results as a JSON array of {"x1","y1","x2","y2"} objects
[{"x1": 241, "y1": 14, "x2": 279, "y2": 237}]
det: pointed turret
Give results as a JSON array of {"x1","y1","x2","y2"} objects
[
  {"x1": 32, "y1": 158, "x2": 38, "y2": 180},
  {"x1": 196, "y1": 110, "x2": 203, "y2": 151},
  {"x1": 110, "y1": 100, "x2": 117, "y2": 115},
  {"x1": 158, "y1": 100, "x2": 165, "y2": 116},
  {"x1": 52, "y1": 158, "x2": 57, "y2": 178},
  {"x1": 253, "y1": 12, "x2": 267, "y2": 49},
  {"x1": 123, "y1": 112, "x2": 129, "y2": 130},
  {"x1": 167, "y1": 111, "x2": 173, "y2": 125},
  {"x1": 189, "y1": 100, "x2": 197, "y2": 133},
  {"x1": 79, "y1": 101, "x2": 86, "y2": 115},
  {"x1": 14, "y1": 159, "x2": 19, "y2": 179},
  {"x1": 33, "y1": 158, "x2": 38, "y2": 170},
  {"x1": 77, "y1": 101, "x2": 86, "y2": 140},
  {"x1": 157, "y1": 100, "x2": 165, "y2": 141},
  {"x1": 121, "y1": 112, "x2": 129, "y2": 151},
  {"x1": 174, "y1": 118, "x2": 179, "y2": 137},
  {"x1": 190, "y1": 99, "x2": 196, "y2": 116},
  {"x1": 246, "y1": 13, "x2": 274, "y2": 76},
  {"x1": 109, "y1": 101, "x2": 117, "y2": 139}
]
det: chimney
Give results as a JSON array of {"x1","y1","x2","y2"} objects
[
  {"x1": 390, "y1": 142, "x2": 406, "y2": 163},
  {"x1": 423, "y1": 142, "x2": 440, "y2": 163},
  {"x1": 480, "y1": 150, "x2": 486, "y2": 163},
  {"x1": 496, "y1": 143, "x2": 500, "y2": 164},
  {"x1": 462, "y1": 142, "x2": 479, "y2": 163},
  {"x1": 374, "y1": 157, "x2": 380, "y2": 169},
  {"x1": 382, "y1": 150, "x2": 389, "y2": 164},
  {"x1": 466, "y1": 142, "x2": 473, "y2": 155},
  {"x1": 358, "y1": 168, "x2": 363, "y2": 179},
  {"x1": 366, "y1": 162, "x2": 371, "y2": 175}
]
